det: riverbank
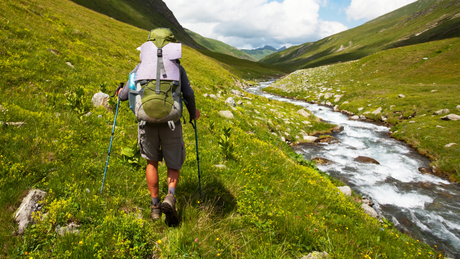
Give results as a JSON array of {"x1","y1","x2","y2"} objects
[
  {"x1": 248, "y1": 81, "x2": 460, "y2": 257},
  {"x1": 262, "y1": 39, "x2": 460, "y2": 182}
]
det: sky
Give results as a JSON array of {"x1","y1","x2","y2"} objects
[{"x1": 163, "y1": 0, "x2": 418, "y2": 50}]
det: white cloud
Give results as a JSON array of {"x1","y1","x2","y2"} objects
[
  {"x1": 346, "y1": 0, "x2": 417, "y2": 21},
  {"x1": 163, "y1": 0, "x2": 348, "y2": 49}
]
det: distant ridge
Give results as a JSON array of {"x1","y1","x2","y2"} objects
[
  {"x1": 261, "y1": 0, "x2": 460, "y2": 70},
  {"x1": 68, "y1": 0, "x2": 202, "y2": 48},
  {"x1": 240, "y1": 45, "x2": 286, "y2": 61}
]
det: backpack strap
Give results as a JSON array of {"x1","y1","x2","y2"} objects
[{"x1": 156, "y1": 48, "x2": 167, "y2": 94}]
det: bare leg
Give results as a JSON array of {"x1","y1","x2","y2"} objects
[
  {"x1": 167, "y1": 168, "x2": 180, "y2": 192},
  {"x1": 146, "y1": 160, "x2": 159, "y2": 198}
]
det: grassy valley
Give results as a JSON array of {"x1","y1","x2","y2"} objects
[
  {"x1": 264, "y1": 37, "x2": 460, "y2": 180},
  {"x1": 260, "y1": 0, "x2": 460, "y2": 70},
  {"x1": 0, "y1": 0, "x2": 444, "y2": 258},
  {"x1": 186, "y1": 29, "x2": 257, "y2": 61}
]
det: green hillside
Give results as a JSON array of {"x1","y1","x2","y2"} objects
[
  {"x1": 0, "y1": 0, "x2": 442, "y2": 258},
  {"x1": 261, "y1": 0, "x2": 460, "y2": 70},
  {"x1": 264, "y1": 37, "x2": 460, "y2": 180},
  {"x1": 68, "y1": 0, "x2": 201, "y2": 49},
  {"x1": 186, "y1": 29, "x2": 257, "y2": 61}
]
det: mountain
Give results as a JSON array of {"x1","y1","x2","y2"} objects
[
  {"x1": 260, "y1": 0, "x2": 460, "y2": 70},
  {"x1": 185, "y1": 29, "x2": 257, "y2": 61},
  {"x1": 68, "y1": 0, "x2": 202, "y2": 48},
  {"x1": 240, "y1": 45, "x2": 286, "y2": 61}
]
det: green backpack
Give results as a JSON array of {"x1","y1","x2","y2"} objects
[{"x1": 128, "y1": 28, "x2": 183, "y2": 130}]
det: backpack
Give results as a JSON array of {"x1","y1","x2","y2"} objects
[{"x1": 128, "y1": 28, "x2": 182, "y2": 131}]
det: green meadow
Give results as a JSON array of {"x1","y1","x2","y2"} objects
[{"x1": 0, "y1": 0, "x2": 446, "y2": 258}]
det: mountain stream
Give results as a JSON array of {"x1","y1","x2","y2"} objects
[{"x1": 246, "y1": 81, "x2": 460, "y2": 258}]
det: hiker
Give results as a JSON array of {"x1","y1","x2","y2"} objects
[{"x1": 116, "y1": 28, "x2": 200, "y2": 226}]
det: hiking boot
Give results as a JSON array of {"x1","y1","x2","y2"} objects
[
  {"x1": 151, "y1": 203, "x2": 161, "y2": 220},
  {"x1": 161, "y1": 194, "x2": 179, "y2": 227}
]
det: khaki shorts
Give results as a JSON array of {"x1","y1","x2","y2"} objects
[{"x1": 138, "y1": 122, "x2": 185, "y2": 170}]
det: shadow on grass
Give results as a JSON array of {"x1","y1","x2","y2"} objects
[{"x1": 175, "y1": 174, "x2": 237, "y2": 217}]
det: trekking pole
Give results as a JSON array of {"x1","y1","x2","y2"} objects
[
  {"x1": 100, "y1": 83, "x2": 124, "y2": 195},
  {"x1": 191, "y1": 119, "x2": 202, "y2": 200}
]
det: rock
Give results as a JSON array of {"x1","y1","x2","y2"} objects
[
  {"x1": 304, "y1": 136, "x2": 318, "y2": 142},
  {"x1": 445, "y1": 143, "x2": 457, "y2": 148},
  {"x1": 398, "y1": 94, "x2": 405, "y2": 98},
  {"x1": 84, "y1": 112, "x2": 92, "y2": 117},
  {"x1": 357, "y1": 107, "x2": 364, "y2": 111},
  {"x1": 214, "y1": 165, "x2": 227, "y2": 169},
  {"x1": 436, "y1": 125, "x2": 445, "y2": 128},
  {"x1": 56, "y1": 223, "x2": 80, "y2": 236},
  {"x1": 302, "y1": 121, "x2": 311, "y2": 125},
  {"x1": 203, "y1": 93, "x2": 209, "y2": 98},
  {"x1": 434, "y1": 109, "x2": 450, "y2": 115},
  {"x1": 324, "y1": 93, "x2": 334, "y2": 99},
  {"x1": 66, "y1": 62, "x2": 74, "y2": 68},
  {"x1": 363, "y1": 111, "x2": 371, "y2": 115},
  {"x1": 362, "y1": 197, "x2": 374, "y2": 206},
  {"x1": 333, "y1": 105, "x2": 339, "y2": 112},
  {"x1": 2, "y1": 122, "x2": 26, "y2": 127},
  {"x1": 362, "y1": 203, "x2": 379, "y2": 218},
  {"x1": 372, "y1": 107, "x2": 383, "y2": 115},
  {"x1": 297, "y1": 109, "x2": 311, "y2": 118},
  {"x1": 409, "y1": 121, "x2": 416, "y2": 124},
  {"x1": 237, "y1": 100, "x2": 244, "y2": 106},
  {"x1": 359, "y1": 115, "x2": 366, "y2": 120},
  {"x1": 325, "y1": 101, "x2": 333, "y2": 107},
  {"x1": 342, "y1": 101, "x2": 349, "y2": 105},
  {"x1": 300, "y1": 251, "x2": 330, "y2": 259},
  {"x1": 209, "y1": 94, "x2": 218, "y2": 100},
  {"x1": 441, "y1": 114, "x2": 460, "y2": 121},
  {"x1": 350, "y1": 115, "x2": 360, "y2": 120},
  {"x1": 334, "y1": 95, "x2": 343, "y2": 103},
  {"x1": 354, "y1": 156, "x2": 380, "y2": 164},
  {"x1": 431, "y1": 90, "x2": 438, "y2": 93},
  {"x1": 218, "y1": 110, "x2": 234, "y2": 119},
  {"x1": 338, "y1": 186, "x2": 352, "y2": 196},
  {"x1": 457, "y1": 105, "x2": 460, "y2": 110},
  {"x1": 225, "y1": 97, "x2": 236, "y2": 107},
  {"x1": 418, "y1": 167, "x2": 433, "y2": 174},
  {"x1": 230, "y1": 89, "x2": 244, "y2": 97},
  {"x1": 15, "y1": 189, "x2": 47, "y2": 235},
  {"x1": 92, "y1": 92, "x2": 110, "y2": 110},
  {"x1": 331, "y1": 126, "x2": 344, "y2": 132},
  {"x1": 315, "y1": 135, "x2": 340, "y2": 144},
  {"x1": 311, "y1": 157, "x2": 333, "y2": 165}
]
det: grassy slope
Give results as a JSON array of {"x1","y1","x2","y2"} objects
[
  {"x1": 186, "y1": 29, "x2": 257, "y2": 61},
  {"x1": 68, "y1": 0, "x2": 201, "y2": 49},
  {"x1": 265, "y1": 37, "x2": 460, "y2": 181},
  {"x1": 260, "y1": 0, "x2": 460, "y2": 71},
  {"x1": 0, "y1": 0, "x2": 442, "y2": 258}
]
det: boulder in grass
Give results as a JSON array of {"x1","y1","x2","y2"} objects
[
  {"x1": 445, "y1": 143, "x2": 457, "y2": 148},
  {"x1": 338, "y1": 186, "x2": 352, "y2": 196},
  {"x1": 92, "y1": 92, "x2": 110, "y2": 110},
  {"x1": 457, "y1": 105, "x2": 460, "y2": 110},
  {"x1": 15, "y1": 189, "x2": 47, "y2": 235},
  {"x1": 225, "y1": 97, "x2": 236, "y2": 107},
  {"x1": 362, "y1": 203, "x2": 379, "y2": 218},
  {"x1": 441, "y1": 114, "x2": 460, "y2": 121},
  {"x1": 218, "y1": 110, "x2": 234, "y2": 119},
  {"x1": 372, "y1": 107, "x2": 383, "y2": 115},
  {"x1": 300, "y1": 251, "x2": 330, "y2": 259},
  {"x1": 312, "y1": 157, "x2": 334, "y2": 165},
  {"x1": 398, "y1": 94, "x2": 405, "y2": 98},
  {"x1": 434, "y1": 109, "x2": 450, "y2": 115},
  {"x1": 297, "y1": 109, "x2": 311, "y2": 118}
]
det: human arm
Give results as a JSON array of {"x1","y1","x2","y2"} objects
[{"x1": 180, "y1": 66, "x2": 200, "y2": 120}]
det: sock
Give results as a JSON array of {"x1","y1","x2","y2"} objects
[
  {"x1": 151, "y1": 197, "x2": 160, "y2": 206},
  {"x1": 168, "y1": 187, "x2": 176, "y2": 197}
]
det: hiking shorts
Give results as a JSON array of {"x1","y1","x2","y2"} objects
[{"x1": 138, "y1": 122, "x2": 185, "y2": 170}]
